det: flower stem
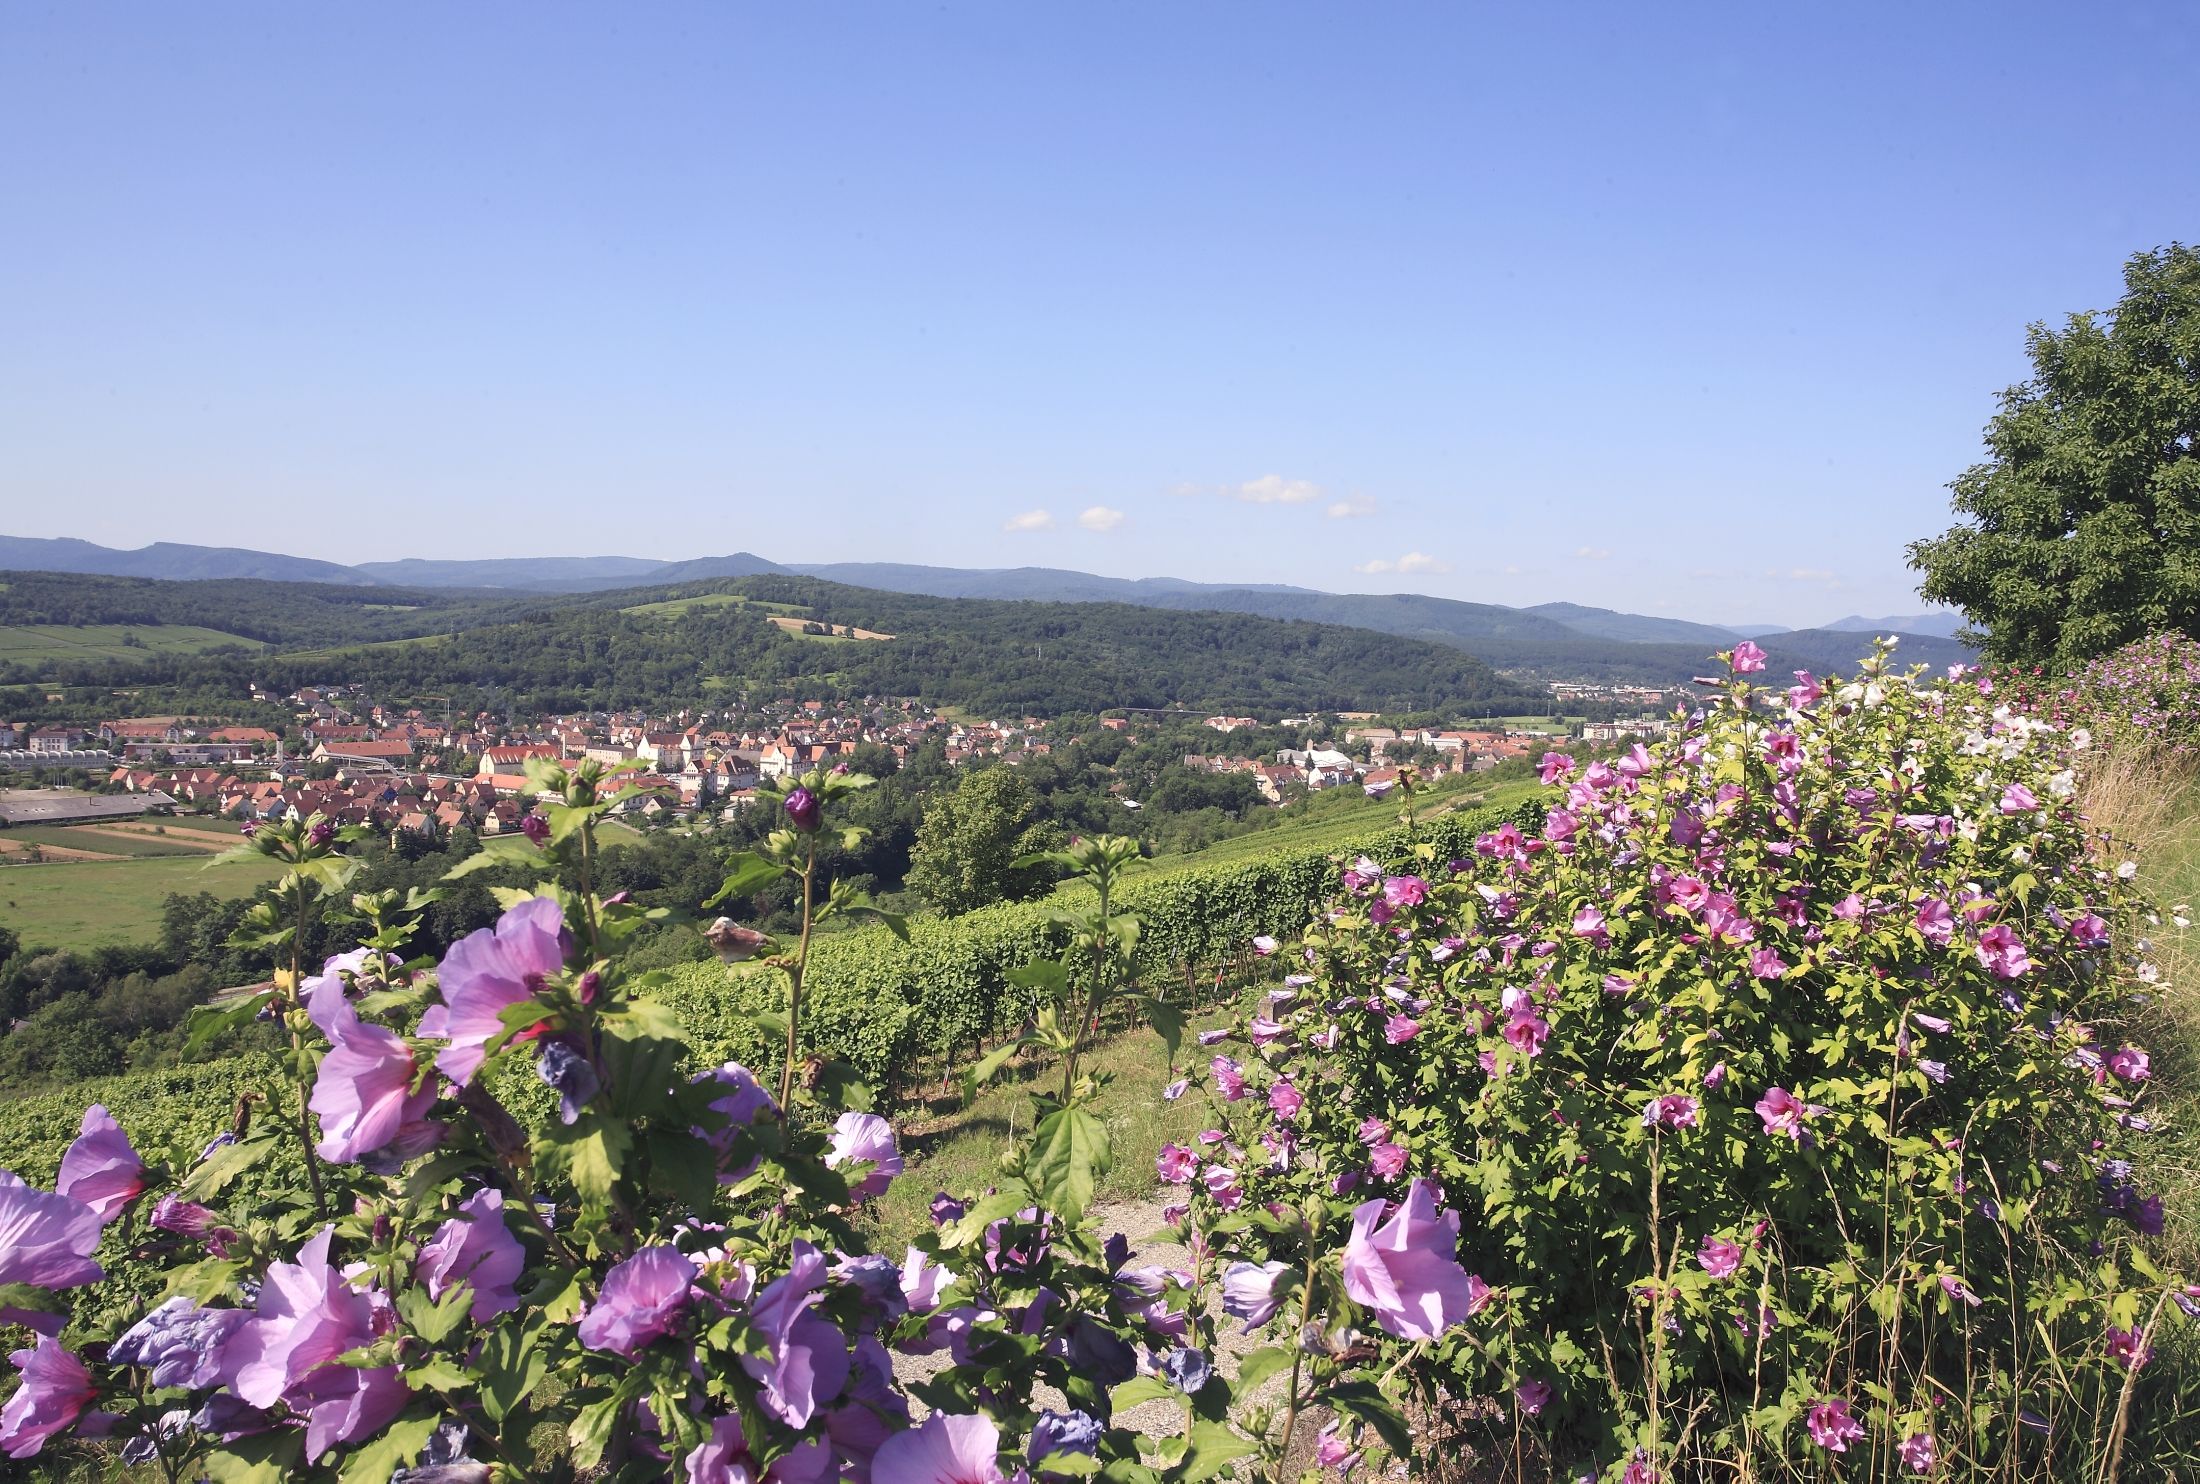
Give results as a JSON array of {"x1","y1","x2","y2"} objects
[
  {"x1": 1272, "y1": 1215, "x2": 1325, "y2": 1477},
  {"x1": 290, "y1": 878, "x2": 328, "y2": 1219},
  {"x1": 779, "y1": 835, "x2": 817, "y2": 1110}
]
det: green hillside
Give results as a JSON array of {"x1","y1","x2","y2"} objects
[
  {"x1": 1, "y1": 573, "x2": 1549, "y2": 719},
  {"x1": 0, "y1": 622, "x2": 265, "y2": 664}
]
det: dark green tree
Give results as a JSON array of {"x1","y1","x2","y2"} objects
[
  {"x1": 1909, "y1": 244, "x2": 2200, "y2": 665},
  {"x1": 904, "y1": 766, "x2": 1056, "y2": 916}
]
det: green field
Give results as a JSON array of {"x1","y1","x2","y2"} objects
[
  {"x1": 0, "y1": 854, "x2": 285, "y2": 950},
  {"x1": 0, "y1": 623, "x2": 266, "y2": 666},
  {"x1": 280, "y1": 631, "x2": 454, "y2": 663},
  {"x1": 0, "y1": 824, "x2": 209, "y2": 858},
  {"x1": 620, "y1": 593, "x2": 803, "y2": 619},
  {"x1": 134, "y1": 812, "x2": 254, "y2": 836}
]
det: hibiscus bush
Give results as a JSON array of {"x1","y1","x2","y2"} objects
[
  {"x1": 0, "y1": 757, "x2": 1491, "y2": 1483},
  {"x1": 1988, "y1": 631, "x2": 2200, "y2": 766},
  {"x1": 1170, "y1": 642, "x2": 2200, "y2": 1479}
]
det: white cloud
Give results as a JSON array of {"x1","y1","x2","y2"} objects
[
  {"x1": 1236, "y1": 474, "x2": 1322, "y2": 505},
  {"x1": 1354, "y1": 551, "x2": 1451, "y2": 576},
  {"x1": 1078, "y1": 505, "x2": 1126, "y2": 533},
  {"x1": 1325, "y1": 495, "x2": 1377, "y2": 519},
  {"x1": 1574, "y1": 546, "x2": 1612, "y2": 560},
  {"x1": 1002, "y1": 509, "x2": 1055, "y2": 533}
]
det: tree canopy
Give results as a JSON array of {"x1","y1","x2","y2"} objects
[
  {"x1": 1909, "y1": 244, "x2": 2200, "y2": 665},
  {"x1": 903, "y1": 766, "x2": 1058, "y2": 916}
]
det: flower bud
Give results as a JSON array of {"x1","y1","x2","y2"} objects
[
  {"x1": 784, "y1": 786, "x2": 822, "y2": 833},
  {"x1": 307, "y1": 820, "x2": 335, "y2": 849},
  {"x1": 520, "y1": 813, "x2": 550, "y2": 844}
]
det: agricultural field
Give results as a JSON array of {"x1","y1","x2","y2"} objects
[
  {"x1": 0, "y1": 852, "x2": 284, "y2": 949},
  {"x1": 0, "y1": 823, "x2": 211, "y2": 858},
  {"x1": 112, "y1": 811, "x2": 253, "y2": 837},
  {"x1": 0, "y1": 622, "x2": 265, "y2": 666},
  {"x1": 619, "y1": 592, "x2": 802, "y2": 619},
  {"x1": 765, "y1": 614, "x2": 895, "y2": 641}
]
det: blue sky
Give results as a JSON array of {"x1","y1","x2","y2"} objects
[{"x1": 2, "y1": 3, "x2": 2193, "y2": 627}]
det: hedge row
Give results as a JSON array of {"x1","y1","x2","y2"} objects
[{"x1": 776, "y1": 795, "x2": 1544, "y2": 1094}]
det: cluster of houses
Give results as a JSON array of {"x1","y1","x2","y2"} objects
[
  {"x1": 1174, "y1": 722, "x2": 1562, "y2": 802},
  {"x1": 70, "y1": 685, "x2": 1034, "y2": 834},
  {"x1": 12, "y1": 677, "x2": 1673, "y2": 837},
  {"x1": 0, "y1": 718, "x2": 280, "y2": 767},
  {"x1": 1546, "y1": 680, "x2": 1685, "y2": 708}
]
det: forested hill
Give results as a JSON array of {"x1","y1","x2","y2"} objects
[
  {"x1": 0, "y1": 570, "x2": 547, "y2": 646},
  {"x1": 0, "y1": 573, "x2": 1548, "y2": 718}
]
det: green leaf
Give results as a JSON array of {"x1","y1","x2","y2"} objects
[
  {"x1": 202, "y1": 1430, "x2": 305, "y2": 1484},
  {"x1": 1182, "y1": 1418, "x2": 1259, "y2": 1480},
  {"x1": 0, "y1": 1284, "x2": 66, "y2": 1327},
  {"x1": 444, "y1": 835, "x2": 547, "y2": 880},
  {"x1": 336, "y1": 1412, "x2": 438, "y2": 1484},
  {"x1": 810, "y1": 1059, "x2": 876, "y2": 1113},
  {"x1": 1326, "y1": 1380, "x2": 1411, "y2": 1460},
  {"x1": 398, "y1": 1281, "x2": 475, "y2": 1345},
  {"x1": 941, "y1": 1188, "x2": 1038, "y2": 1249},
  {"x1": 180, "y1": 1132, "x2": 282, "y2": 1201},
  {"x1": 1133, "y1": 993, "x2": 1183, "y2": 1062},
  {"x1": 181, "y1": 989, "x2": 276, "y2": 1060},
  {"x1": 602, "y1": 1000, "x2": 688, "y2": 1119},
  {"x1": 569, "y1": 1383, "x2": 633, "y2": 1471},
  {"x1": 483, "y1": 996, "x2": 554, "y2": 1059},
  {"x1": 849, "y1": 902, "x2": 910, "y2": 940},
  {"x1": 703, "y1": 850, "x2": 788, "y2": 907},
  {"x1": 544, "y1": 802, "x2": 594, "y2": 845},
  {"x1": 1007, "y1": 959, "x2": 1072, "y2": 996},
  {"x1": 1233, "y1": 1344, "x2": 1293, "y2": 1395},
  {"x1": 1024, "y1": 1106, "x2": 1111, "y2": 1222},
  {"x1": 645, "y1": 1127, "x2": 721, "y2": 1208},
  {"x1": 477, "y1": 1314, "x2": 554, "y2": 1423},
  {"x1": 404, "y1": 1356, "x2": 472, "y2": 1393},
  {"x1": 536, "y1": 1113, "x2": 633, "y2": 1207},
  {"x1": 961, "y1": 1035, "x2": 1032, "y2": 1099},
  {"x1": 1110, "y1": 1375, "x2": 1174, "y2": 1412}
]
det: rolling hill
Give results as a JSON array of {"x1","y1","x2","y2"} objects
[
  {"x1": 0, "y1": 535, "x2": 1975, "y2": 687},
  {"x1": 0, "y1": 536, "x2": 372, "y2": 585}
]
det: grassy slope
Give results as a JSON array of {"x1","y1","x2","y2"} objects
[
  {"x1": 0, "y1": 855, "x2": 284, "y2": 949},
  {"x1": 0, "y1": 622, "x2": 265, "y2": 663},
  {"x1": 1133, "y1": 774, "x2": 1540, "y2": 879},
  {"x1": 2105, "y1": 760, "x2": 2200, "y2": 1282},
  {"x1": 858, "y1": 1004, "x2": 1234, "y2": 1250}
]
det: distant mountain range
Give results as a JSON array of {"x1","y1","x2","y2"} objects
[
  {"x1": 0, "y1": 533, "x2": 1970, "y2": 671},
  {"x1": 0, "y1": 535, "x2": 375, "y2": 586}
]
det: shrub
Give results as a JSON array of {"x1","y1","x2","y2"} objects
[
  {"x1": 0, "y1": 759, "x2": 1480, "y2": 1483},
  {"x1": 1179, "y1": 643, "x2": 2196, "y2": 1478},
  {"x1": 2058, "y1": 632, "x2": 2200, "y2": 759}
]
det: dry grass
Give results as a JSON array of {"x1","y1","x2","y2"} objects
[{"x1": 2081, "y1": 746, "x2": 2200, "y2": 1282}]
